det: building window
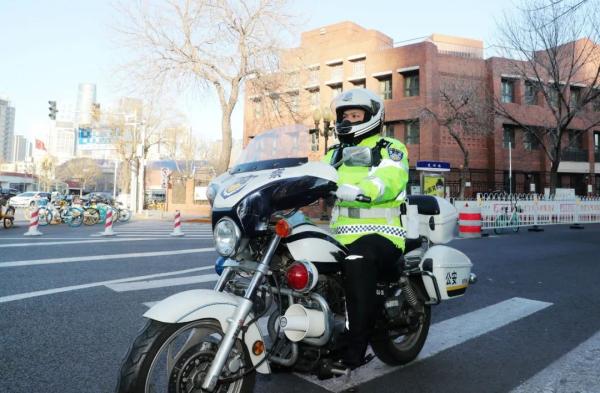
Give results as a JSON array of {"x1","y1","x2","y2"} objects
[
  {"x1": 379, "y1": 76, "x2": 392, "y2": 100},
  {"x1": 594, "y1": 131, "x2": 600, "y2": 161},
  {"x1": 593, "y1": 90, "x2": 600, "y2": 111},
  {"x1": 289, "y1": 92, "x2": 299, "y2": 113},
  {"x1": 288, "y1": 72, "x2": 299, "y2": 91},
  {"x1": 383, "y1": 123, "x2": 395, "y2": 138},
  {"x1": 570, "y1": 87, "x2": 581, "y2": 109},
  {"x1": 501, "y1": 78, "x2": 515, "y2": 103},
  {"x1": 568, "y1": 130, "x2": 583, "y2": 149},
  {"x1": 403, "y1": 70, "x2": 419, "y2": 97},
  {"x1": 331, "y1": 84, "x2": 343, "y2": 98},
  {"x1": 253, "y1": 99, "x2": 262, "y2": 119},
  {"x1": 352, "y1": 60, "x2": 365, "y2": 78},
  {"x1": 310, "y1": 90, "x2": 320, "y2": 109},
  {"x1": 330, "y1": 64, "x2": 343, "y2": 82},
  {"x1": 308, "y1": 67, "x2": 320, "y2": 86},
  {"x1": 524, "y1": 81, "x2": 538, "y2": 105},
  {"x1": 523, "y1": 128, "x2": 539, "y2": 151},
  {"x1": 405, "y1": 120, "x2": 420, "y2": 144},
  {"x1": 549, "y1": 85, "x2": 560, "y2": 108},
  {"x1": 503, "y1": 126, "x2": 515, "y2": 149},
  {"x1": 270, "y1": 94, "x2": 280, "y2": 113}
]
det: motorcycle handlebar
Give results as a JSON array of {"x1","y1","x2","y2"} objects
[{"x1": 329, "y1": 191, "x2": 372, "y2": 203}]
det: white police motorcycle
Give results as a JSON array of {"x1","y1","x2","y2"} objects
[{"x1": 116, "y1": 125, "x2": 475, "y2": 392}]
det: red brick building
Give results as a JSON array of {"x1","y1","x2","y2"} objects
[{"x1": 243, "y1": 22, "x2": 600, "y2": 196}]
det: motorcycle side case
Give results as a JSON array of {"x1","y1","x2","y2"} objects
[{"x1": 419, "y1": 245, "x2": 472, "y2": 301}]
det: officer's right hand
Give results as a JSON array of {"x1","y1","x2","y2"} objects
[{"x1": 335, "y1": 184, "x2": 362, "y2": 201}]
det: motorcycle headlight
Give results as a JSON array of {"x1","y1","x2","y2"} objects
[{"x1": 213, "y1": 218, "x2": 241, "y2": 257}]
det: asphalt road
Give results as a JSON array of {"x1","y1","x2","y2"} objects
[{"x1": 1, "y1": 218, "x2": 599, "y2": 393}]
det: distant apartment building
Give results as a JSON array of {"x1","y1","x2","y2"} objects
[
  {"x1": 48, "y1": 121, "x2": 76, "y2": 164},
  {"x1": 0, "y1": 99, "x2": 15, "y2": 163},
  {"x1": 243, "y1": 22, "x2": 600, "y2": 196},
  {"x1": 76, "y1": 83, "x2": 96, "y2": 125},
  {"x1": 12, "y1": 134, "x2": 30, "y2": 162}
]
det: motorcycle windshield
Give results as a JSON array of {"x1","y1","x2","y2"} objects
[{"x1": 231, "y1": 124, "x2": 312, "y2": 174}]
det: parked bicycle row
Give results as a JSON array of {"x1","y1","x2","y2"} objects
[{"x1": 32, "y1": 198, "x2": 131, "y2": 227}]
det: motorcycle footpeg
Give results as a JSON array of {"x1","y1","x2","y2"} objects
[{"x1": 317, "y1": 359, "x2": 350, "y2": 380}]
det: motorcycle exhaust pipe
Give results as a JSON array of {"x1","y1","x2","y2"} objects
[{"x1": 279, "y1": 304, "x2": 326, "y2": 342}]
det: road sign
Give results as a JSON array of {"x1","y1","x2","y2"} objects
[{"x1": 416, "y1": 160, "x2": 451, "y2": 172}]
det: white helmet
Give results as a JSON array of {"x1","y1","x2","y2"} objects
[{"x1": 330, "y1": 88, "x2": 384, "y2": 144}]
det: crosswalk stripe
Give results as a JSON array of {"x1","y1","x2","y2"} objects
[
  {"x1": 0, "y1": 248, "x2": 214, "y2": 268},
  {"x1": 0, "y1": 266, "x2": 214, "y2": 304},
  {"x1": 302, "y1": 297, "x2": 553, "y2": 392},
  {"x1": 0, "y1": 238, "x2": 162, "y2": 248},
  {"x1": 510, "y1": 329, "x2": 600, "y2": 393},
  {"x1": 106, "y1": 273, "x2": 219, "y2": 292}
]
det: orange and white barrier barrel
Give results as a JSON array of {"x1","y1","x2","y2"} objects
[
  {"x1": 170, "y1": 210, "x2": 185, "y2": 237},
  {"x1": 24, "y1": 206, "x2": 43, "y2": 236},
  {"x1": 458, "y1": 203, "x2": 482, "y2": 238}
]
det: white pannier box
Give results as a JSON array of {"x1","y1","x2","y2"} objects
[
  {"x1": 407, "y1": 196, "x2": 458, "y2": 244},
  {"x1": 420, "y1": 245, "x2": 473, "y2": 300}
]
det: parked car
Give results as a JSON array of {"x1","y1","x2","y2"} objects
[
  {"x1": 88, "y1": 192, "x2": 115, "y2": 205},
  {"x1": 8, "y1": 192, "x2": 52, "y2": 208}
]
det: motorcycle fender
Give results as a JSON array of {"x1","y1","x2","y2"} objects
[{"x1": 144, "y1": 289, "x2": 270, "y2": 374}]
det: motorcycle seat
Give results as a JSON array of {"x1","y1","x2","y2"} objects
[{"x1": 406, "y1": 195, "x2": 440, "y2": 215}]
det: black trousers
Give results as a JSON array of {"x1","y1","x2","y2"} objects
[{"x1": 342, "y1": 234, "x2": 403, "y2": 366}]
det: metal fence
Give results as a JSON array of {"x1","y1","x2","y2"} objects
[{"x1": 454, "y1": 194, "x2": 600, "y2": 230}]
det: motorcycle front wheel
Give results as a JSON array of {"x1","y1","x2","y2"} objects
[{"x1": 116, "y1": 319, "x2": 255, "y2": 393}]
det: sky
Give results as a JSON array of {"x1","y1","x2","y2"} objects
[{"x1": 0, "y1": 0, "x2": 511, "y2": 144}]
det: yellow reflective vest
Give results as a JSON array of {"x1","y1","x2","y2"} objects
[{"x1": 322, "y1": 134, "x2": 409, "y2": 250}]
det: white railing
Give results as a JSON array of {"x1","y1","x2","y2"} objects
[{"x1": 454, "y1": 194, "x2": 600, "y2": 230}]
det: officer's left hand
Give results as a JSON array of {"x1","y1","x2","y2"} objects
[{"x1": 335, "y1": 184, "x2": 362, "y2": 201}]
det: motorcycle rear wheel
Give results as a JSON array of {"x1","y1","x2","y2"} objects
[
  {"x1": 116, "y1": 319, "x2": 255, "y2": 393},
  {"x1": 370, "y1": 305, "x2": 431, "y2": 366}
]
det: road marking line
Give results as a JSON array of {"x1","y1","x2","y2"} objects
[
  {"x1": 0, "y1": 238, "x2": 161, "y2": 248},
  {"x1": 90, "y1": 233, "x2": 212, "y2": 238},
  {"x1": 510, "y1": 330, "x2": 600, "y2": 393},
  {"x1": 106, "y1": 273, "x2": 219, "y2": 292},
  {"x1": 0, "y1": 248, "x2": 215, "y2": 268},
  {"x1": 0, "y1": 266, "x2": 215, "y2": 304},
  {"x1": 302, "y1": 297, "x2": 553, "y2": 392}
]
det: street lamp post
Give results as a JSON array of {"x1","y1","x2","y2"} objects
[{"x1": 309, "y1": 107, "x2": 335, "y2": 220}]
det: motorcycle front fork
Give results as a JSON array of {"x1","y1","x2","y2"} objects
[{"x1": 201, "y1": 234, "x2": 280, "y2": 392}]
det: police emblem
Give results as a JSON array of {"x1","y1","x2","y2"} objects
[
  {"x1": 387, "y1": 146, "x2": 404, "y2": 161},
  {"x1": 341, "y1": 92, "x2": 353, "y2": 101},
  {"x1": 221, "y1": 175, "x2": 256, "y2": 199}
]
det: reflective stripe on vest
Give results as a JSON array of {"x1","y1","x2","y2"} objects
[
  {"x1": 332, "y1": 224, "x2": 407, "y2": 238},
  {"x1": 334, "y1": 206, "x2": 401, "y2": 219}
]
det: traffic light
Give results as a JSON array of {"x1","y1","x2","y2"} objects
[
  {"x1": 48, "y1": 101, "x2": 58, "y2": 120},
  {"x1": 91, "y1": 103, "x2": 101, "y2": 122}
]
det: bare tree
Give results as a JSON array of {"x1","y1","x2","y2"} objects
[
  {"x1": 115, "y1": 0, "x2": 297, "y2": 174},
  {"x1": 422, "y1": 77, "x2": 493, "y2": 198},
  {"x1": 494, "y1": 0, "x2": 600, "y2": 193},
  {"x1": 37, "y1": 155, "x2": 56, "y2": 192},
  {"x1": 56, "y1": 158, "x2": 102, "y2": 196},
  {"x1": 106, "y1": 97, "x2": 184, "y2": 193},
  {"x1": 162, "y1": 126, "x2": 199, "y2": 179}
]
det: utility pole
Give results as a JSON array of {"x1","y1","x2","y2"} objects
[
  {"x1": 509, "y1": 141, "x2": 512, "y2": 195},
  {"x1": 137, "y1": 121, "x2": 146, "y2": 214}
]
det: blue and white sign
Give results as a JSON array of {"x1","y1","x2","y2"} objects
[{"x1": 416, "y1": 160, "x2": 451, "y2": 172}]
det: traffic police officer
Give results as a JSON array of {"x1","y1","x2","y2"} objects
[{"x1": 322, "y1": 88, "x2": 409, "y2": 370}]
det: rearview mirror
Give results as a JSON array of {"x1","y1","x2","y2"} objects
[{"x1": 341, "y1": 146, "x2": 372, "y2": 167}]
